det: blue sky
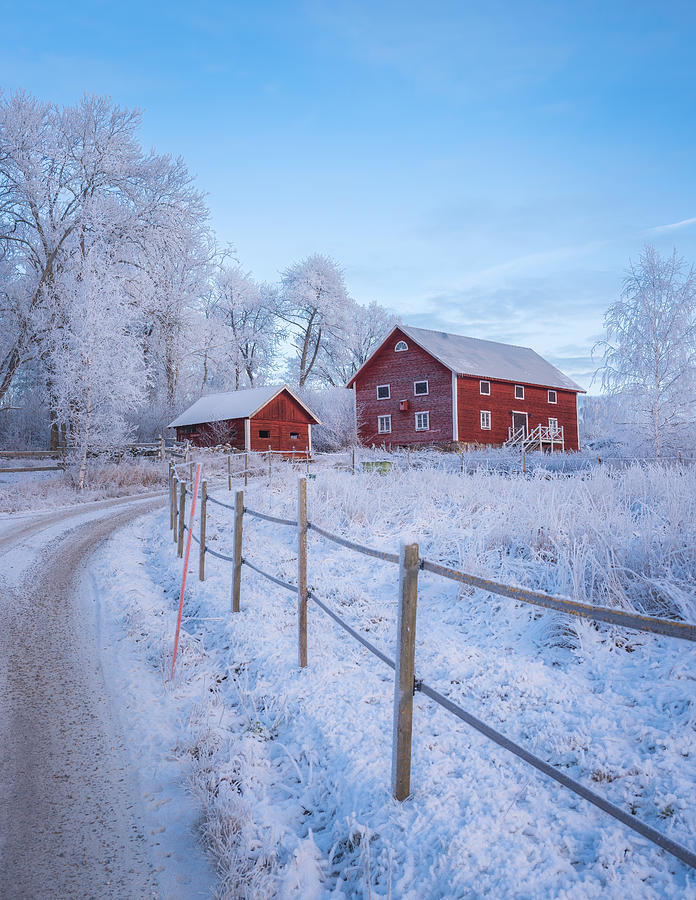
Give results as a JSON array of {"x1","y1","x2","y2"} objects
[{"x1": 3, "y1": 0, "x2": 696, "y2": 389}]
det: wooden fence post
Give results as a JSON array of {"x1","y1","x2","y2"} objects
[
  {"x1": 297, "y1": 477, "x2": 308, "y2": 668},
  {"x1": 306, "y1": 447, "x2": 309, "y2": 477},
  {"x1": 169, "y1": 464, "x2": 174, "y2": 530},
  {"x1": 160, "y1": 434, "x2": 165, "y2": 461},
  {"x1": 352, "y1": 447, "x2": 355, "y2": 475},
  {"x1": 189, "y1": 458, "x2": 194, "y2": 484},
  {"x1": 392, "y1": 540, "x2": 420, "y2": 802},
  {"x1": 171, "y1": 473, "x2": 177, "y2": 538},
  {"x1": 244, "y1": 451, "x2": 248, "y2": 488},
  {"x1": 231, "y1": 490, "x2": 244, "y2": 612},
  {"x1": 199, "y1": 480, "x2": 207, "y2": 581},
  {"x1": 268, "y1": 445, "x2": 272, "y2": 481},
  {"x1": 178, "y1": 481, "x2": 186, "y2": 558},
  {"x1": 227, "y1": 454, "x2": 232, "y2": 491}
]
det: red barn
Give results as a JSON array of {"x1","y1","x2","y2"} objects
[
  {"x1": 167, "y1": 385, "x2": 321, "y2": 453},
  {"x1": 346, "y1": 326, "x2": 585, "y2": 451}
]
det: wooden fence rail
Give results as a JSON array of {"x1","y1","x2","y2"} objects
[{"x1": 167, "y1": 467, "x2": 696, "y2": 872}]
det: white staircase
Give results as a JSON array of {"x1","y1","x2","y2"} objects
[{"x1": 504, "y1": 423, "x2": 564, "y2": 452}]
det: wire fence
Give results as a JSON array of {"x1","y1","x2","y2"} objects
[{"x1": 166, "y1": 463, "x2": 696, "y2": 872}]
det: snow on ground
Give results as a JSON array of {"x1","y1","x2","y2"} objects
[{"x1": 97, "y1": 459, "x2": 696, "y2": 898}]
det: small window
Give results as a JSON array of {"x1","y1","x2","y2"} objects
[
  {"x1": 414, "y1": 380, "x2": 428, "y2": 396},
  {"x1": 377, "y1": 415, "x2": 392, "y2": 434},
  {"x1": 548, "y1": 418, "x2": 558, "y2": 431},
  {"x1": 514, "y1": 385, "x2": 524, "y2": 400},
  {"x1": 290, "y1": 432, "x2": 299, "y2": 440},
  {"x1": 180, "y1": 424, "x2": 198, "y2": 435},
  {"x1": 480, "y1": 411, "x2": 491, "y2": 430},
  {"x1": 376, "y1": 384, "x2": 390, "y2": 399},
  {"x1": 415, "y1": 411, "x2": 430, "y2": 431},
  {"x1": 258, "y1": 429, "x2": 270, "y2": 439},
  {"x1": 548, "y1": 390, "x2": 557, "y2": 404},
  {"x1": 480, "y1": 380, "x2": 490, "y2": 395},
  {"x1": 395, "y1": 340, "x2": 408, "y2": 352}
]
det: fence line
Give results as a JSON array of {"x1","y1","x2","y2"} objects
[
  {"x1": 414, "y1": 679, "x2": 696, "y2": 870},
  {"x1": 420, "y1": 559, "x2": 696, "y2": 642},
  {"x1": 308, "y1": 520, "x2": 400, "y2": 565},
  {"x1": 167, "y1": 465, "x2": 696, "y2": 871}
]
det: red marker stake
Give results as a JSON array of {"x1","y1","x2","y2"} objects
[{"x1": 171, "y1": 463, "x2": 202, "y2": 680}]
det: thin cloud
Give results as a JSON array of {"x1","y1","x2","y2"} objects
[{"x1": 651, "y1": 216, "x2": 696, "y2": 233}]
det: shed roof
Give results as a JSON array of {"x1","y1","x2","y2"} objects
[
  {"x1": 348, "y1": 325, "x2": 584, "y2": 392},
  {"x1": 167, "y1": 385, "x2": 321, "y2": 428}
]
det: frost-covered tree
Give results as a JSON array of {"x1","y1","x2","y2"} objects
[
  {"x1": 314, "y1": 299, "x2": 399, "y2": 386},
  {"x1": 0, "y1": 90, "x2": 211, "y2": 447},
  {"x1": 43, "y1": 241, "x2": 147, "y2": 488},
  {"x1": 596, "y1": 246, "x2": 696, "y2": 456},
  {"x1": 201, "y1": 264, "x2": 280, "y2": 390},
  {"x1": 276, "y1": 254, "x2": 350, "y2": 386}
]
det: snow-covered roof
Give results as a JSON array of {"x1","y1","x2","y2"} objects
[
  {"x1": 348, "y1": 325, "x2": 585, "y2": 392},
  {"x1": 167, "y1": 385, "x2": 320, "y2": 428}
]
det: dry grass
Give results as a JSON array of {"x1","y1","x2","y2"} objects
[{"x1": 0, "y1": 459, "x2": 166, "y2": 513}]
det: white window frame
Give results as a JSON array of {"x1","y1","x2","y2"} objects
[
  {"x1": 395, "y1": 340, "x2": 408, "y2": 352},
  {"x1": 514, "y1": 385, "x2": 525, "y2": 400},
  {"x1": 480, "y1": 410, "x2": 491, "y2": 430},
  {"x1": 548, "y1": 389, "x2": 557, "y2": 404},
  {"x1": 414, "y1": 411, "x2": 430, "y2": 431},
  {"x1": 548, "y1": 417, "x2": 558, "y2": 431},
  {"x1": 480, "y1": 380, "x2": 490, "y2": 395},
  {"x1": 377, "y1": 414, "x2": 392, "y2": 434},
  {"x1": 414, "y1": 379, "x2": 429, "y2": 396},
  {"x1": 376, "y1": 384, "x2": 390, "y2": 400}
]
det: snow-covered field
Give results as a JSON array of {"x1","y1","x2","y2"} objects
[{"x1": 99, "y1": 459, "x2": 696, "y2": 898}]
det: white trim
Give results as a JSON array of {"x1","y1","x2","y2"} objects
[
  {"x1": 413, "y1": 379, "x2": 429, "y2": 396},
  {"x1": 451, "y1": 372, "x2": 458, "y2": 441},
  {"x1": 480, "y1": 380, "x2": 490, "y2": 395},
  {"x1": 244, "y1": 418, "x2": 250, "y2": 451},
  {"x1": 480, "y1": 410, "x2": 491, "y2": 430},
  {"x1": 377, "y1": 414, "x2": 392, "y2": 434},
  {"x1": 514, "y1": 385, "x2": 525, "y2": 400},
  {"x1": 307, "y1": 424, "x2": 312, "y2": 454},
  {"x1": 548, "y1": 389, "x2": 557, "y2": 404},
  {"x1": 395, "y1": 340, "x2": 408, "y2": 352},
  {"x1": 376, "y1": 384, "x2": 391, "y2": 399},
  {"x1": 548, "y1": 417, "x2": 558, "y2": 430},
  {"x1": 414, "y1": 410, "x2": 430, "y2": 431}
]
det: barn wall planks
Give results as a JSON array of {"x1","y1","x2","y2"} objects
[
  {"x1": 456, "y1": 376, "x2": 579, "y2": 450},
  {"x1": 354, "y1": 328, "x2": 454, "y2": 446}
]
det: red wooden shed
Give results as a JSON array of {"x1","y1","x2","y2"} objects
[
  {"x1": 346, "y1": 326, "x2": 585, "y2": 451},
  {"x1": 167, "y1": 385, "x2": 321, "y2": 453}
]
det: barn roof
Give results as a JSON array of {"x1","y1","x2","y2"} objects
[
  {"x1": 167, "y1": 385, "x2": 321, "y2": 428},
  {"x1": 347, "y1": 325, "x2": 585, "y2": 392}
]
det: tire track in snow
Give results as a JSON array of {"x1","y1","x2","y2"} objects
[{"x1": 0, "y1": 495, "x2": 169, "y2": 898}]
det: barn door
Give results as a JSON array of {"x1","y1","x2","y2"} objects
[{"x1": 512, "y1": 412, "x2": 528, "y2": 437}]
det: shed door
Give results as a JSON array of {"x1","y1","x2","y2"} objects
[{"x1": 512, "y1": 412, "x2": 528, "y2": 437}]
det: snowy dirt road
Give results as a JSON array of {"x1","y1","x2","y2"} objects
[{"x1": 0, "y1": 494, "x2": 210, "y2": 899}]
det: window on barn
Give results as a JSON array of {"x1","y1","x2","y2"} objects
[
  {"x1": 415, "y1": 411, "x2": 430, "y2": 431},
  {"x1": 414, "y1": 380, "x2": 428, "y2": 396},
  {"x1": 480, "y1": 411, "x2": 491, "y2": 430},
  {"x1": 395, "y1": 340, "x2": 408, "y2": 352},
  {"x1": 378, "y1": 415, "x2": 392, "y2": 434},
  {"x1": 258, "y1": 429, "x2": 270, "y2": 439},
  {"x1": 290, "y1": 432, "x2": 299, "y2": 440},
  {"x1": 548, "y1": 389, "x2": 557, "y2": 404},
  {"x1": 548, "y1": 418, "x2": 558, "y2": 431},
  {"x1": 514, "y1": 385, "x2": 525, "y2": 400},
  {"x1": 180, "y1": 424, "x2": 198, "y2": 435},
  {"x1": 480, "y1": 380, "x2": 490, "y2": 395},
  {"x1": 376, "y1": 384, "x2": 390, "y2": 399}
]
